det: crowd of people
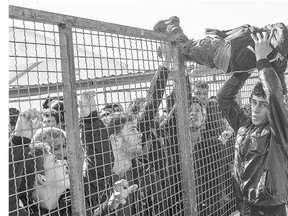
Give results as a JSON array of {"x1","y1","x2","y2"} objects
[{"x1": 9, "y1": 17, "x2": 288, "y2": 216}]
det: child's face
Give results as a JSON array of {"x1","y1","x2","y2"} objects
[
  {"x1": 42, "y1": 115, "x2": 58, "y2": 128},
  {"x1": 43, "y1": 154, "x2": 70, "y2": 190}
]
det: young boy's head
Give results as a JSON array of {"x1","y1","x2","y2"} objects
[
  {"x1": 42, "y1": 109, "x2": 60, "y2": 128},
  {"x1": 32, "y1": 127, "x2": 67, "y2": 160},
  {"x1": 42, "y1": 100, "x2": 65, "y2": 129},
  {"x1": 250, "y1": 81, "x2": 269, "y2": 125},
  {"x1": 19, "y1": 142, "x2": 70, "y2": 210}
]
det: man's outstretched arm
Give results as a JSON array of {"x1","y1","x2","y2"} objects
[{"x1": 216, "y1": 72, "x2": 250, "y2": 133}]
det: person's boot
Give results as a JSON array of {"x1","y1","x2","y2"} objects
[{"x1": 153, "y1": 16, "x2": 188, "y2": 44}]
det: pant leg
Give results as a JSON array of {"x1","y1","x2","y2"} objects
[
  {"x1": 241, "y1": 202, "x2": 287, "y2": 216},
  {"x1": 250, "y1": 204, "x2": 287, "y2": 216},
  {"x1": 181, "y1": 36, "x2": 231, "y2": 73}
]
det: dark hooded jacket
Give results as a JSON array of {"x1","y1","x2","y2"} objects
[
  {"x1": 152, "y1": 76, "x2": 202, "y2": 215},
  {"x1": 217, "y1": 59, "x2": 288, "y2": 207},
  {"x1": 9, "y1": 135, "x2": 32, "y2": 216},
  {"x1": 193, "y1": 100, "x2": 235, "y2": 216},
  {"x1": 80, "y1": 111, "x2": 114, "y2": 215},
  {"x1": 81, "y1": 66, "x2": 170, "y2": 216}
]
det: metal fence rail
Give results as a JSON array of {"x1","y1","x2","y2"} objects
[{"x1": 9, "y1": 5, "x2": 283, "y2": 216}]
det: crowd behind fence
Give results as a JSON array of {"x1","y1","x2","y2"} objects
[{"x1": 9, "y1": 5, "x2": 288, "y2": 216}]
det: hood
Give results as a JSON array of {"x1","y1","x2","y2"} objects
[{"x1": 81, "y1": 111, "x2": 114, "y2": 182}]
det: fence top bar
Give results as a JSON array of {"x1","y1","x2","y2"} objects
[{"x1": 9, "y1": 5, "x2": 169, "y2": 41}]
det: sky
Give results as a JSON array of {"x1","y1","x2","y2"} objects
[{"x1": 7, "y1": 0, "x2": 288, "y2": 40}]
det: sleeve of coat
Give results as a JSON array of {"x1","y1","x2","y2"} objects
[
  {"x1": 257, "y1": 59, "x2": 288, "y2": 152},
  {"x1": 138, "y1": 66, "x2": 169, "y2": 132},
  {"x1": 9, "y1": 135, "x2": 31, "y2": 216},
  {"x1": 144, "y1": 170, "x2": 169, "y2": 215},
  {"x1": 216, "y1": 73, "x2": 250, "y2": 133}
]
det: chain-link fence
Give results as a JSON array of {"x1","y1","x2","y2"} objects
[{"x1": 9, "y1": 5, "x2": 287, "y2": 216}]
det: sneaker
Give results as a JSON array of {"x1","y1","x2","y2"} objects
[
  {"x1": 153, "y1": 16, "x2": 188, "y2": 43},
  {"x1": 269, "y1": 23, "x2": 288, "y2": 58}
]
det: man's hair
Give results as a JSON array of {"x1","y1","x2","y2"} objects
[
  {"x1": 251, "y1": 81, "x2": 266, "y2": 99},
  {"x1": 208, "y1": 96, "x2": 217, "y2": 100},
  {"x1": 50, "y1": 100, "x2": 65, "y2": 123},
  {"x1": 106, "y1": 113, "x2": 135, "y2": 136},
  {"x1": 195, "y1": 80, "x2": 209, "y2": 90},
  {"x1": 42, "y1": 97, "x2": 63, "y2": 109},
  {"x1": 18, "y1": 142, "x2": 51, "y2": 197},
  {"x1": 42, "y1": 97, "x2": 56, "y2": 109}
]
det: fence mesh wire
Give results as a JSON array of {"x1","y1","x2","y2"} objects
[{"x1": 9, "y1": 6, "x2": 287, "y2": 216}]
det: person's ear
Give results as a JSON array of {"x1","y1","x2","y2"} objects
[
  {"x1": 35, "y1": 174, "x2": 47, "y2": 185},
  {"x1": 109, "y1": 134, "x2": 122, "y2": 149},
  {"x1": 109, "y1": 134, "x2": 116, "y2": 144}
]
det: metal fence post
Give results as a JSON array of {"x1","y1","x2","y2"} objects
[
  {"x1": 58, "y1": 23, "x2": 85, "y2": 216},
  {"x1": 172, "y1": 45, "x2": 197, "y2": 216}
]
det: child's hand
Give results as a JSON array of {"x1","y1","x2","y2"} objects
[
  {"x1": 78, "y1": 91, "x2": 97, "y2": 118},
  {"x1": 109, "y1": 179, "x2": 138, "y2": 209},
  {"x1": 14, "y1": 108, "x2": 41, "y2": 139}
]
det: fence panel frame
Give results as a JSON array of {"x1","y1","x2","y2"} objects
[
  {"x1": 8, "y1": 5, "x2": 256, "y2": 216},
  {"x1": 58, "y1": 22, "x2": 86, "y2": 215},
  {"x1": 172, "y1": 45, "x2": 197, "y2": 215}
]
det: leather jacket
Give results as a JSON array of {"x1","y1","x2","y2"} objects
[{"x1": 217, "y1": 59, "x2": 288, "y2": 206}]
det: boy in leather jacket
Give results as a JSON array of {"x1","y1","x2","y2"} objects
[{"x1": 217, "y1": 32, "x2": 288, "y2": 215}]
